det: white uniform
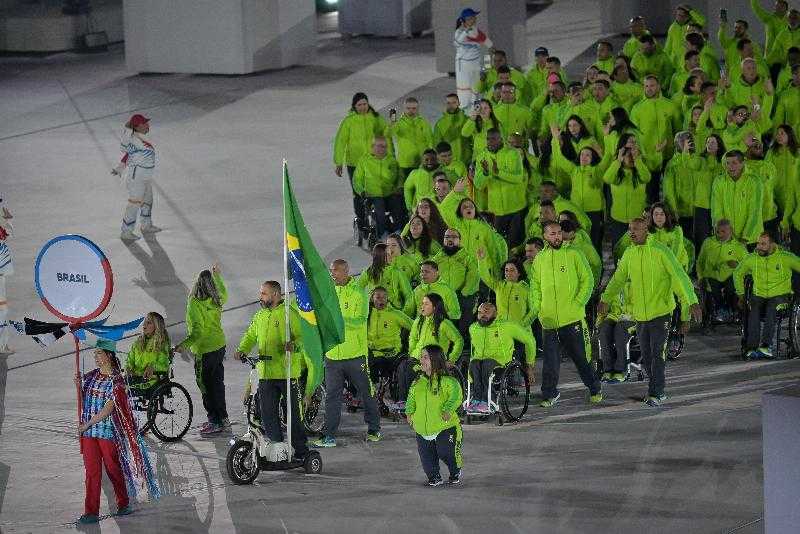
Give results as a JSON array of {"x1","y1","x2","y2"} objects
[
  {"x1": 454, "y1": 25, "x2": 492, "y2": 110},
  {"x1": 117, "y1": 131, "x2": 156, "y2": 233}
]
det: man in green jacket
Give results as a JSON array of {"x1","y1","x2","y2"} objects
[
  {"x1": 494, "y1": 82, "x2": 535, "y2": 144},
  {"x1": 433, "y1": 228, "x2": 479, "y2": 335},
  {"x1": 529, "y1": 221, "x2": 600, "y2": 407},
  {"x1": 696, "y1": 220, "x2": 748, "y2": 322},
  {"x1": 751, "y1": 0, "x2": 788, "y2": 60},
  {"x1": 734, "y1": 232, "x2": 800, "y2": 358},
  {"x1": 473, "y1": 129, "x2": 527, "y2": 248},
  {"x1": 388, "y1": 97, "x2": 433, "y2": 177},
  {"x1": 631, "y1": 36, "x2": 674, "y2": 89},
  {"x1": 623, "y1": 16, "x2": 651, "y2": 59},
  {"x1": 433, "y1": 94, "x2": 471, "y2": 166},
  {"x1": 314, "y1": 260, "x2": 381, "y2": 447},
  {"x1": 631, "y1": 75, "x2": 682, "y2": 171},
  {"x1": 467, "y1": 302, "x2": 536, "y2": 411},
  {"x1": 236, "y1": 281, "x2": 308, "y2": 459},
  {"x1": 599, "y1": 218, "x2": 702, "y2": 407},
  {"x1": 768, "y1": 9, "x2": 800, "y2": 67},
  {"x1": 411, "y1": 260, "x2": 462, "y2": 321},
  {"x1": 711, "y1": 150, "x2": 765, "y2": 245},
  {"x1": 476, "y1": 50, "x2": 529, "y2": 105},
  {"x1": 366, "y1": 287, "x2": 412, "y2": 388},
  {"x1": 774, "y1": 64, "x2": 800, "y2": 134},
  {"x1": 665, "y1": 4, "x2": 706, "y2": 68},
  {"x1": 404, "y1": 149, "x2": 440, "y2": 212},
  {"x1": 353, "y1": 136, "x2": 405, "y2": 238},
  {"x1": 436, "y1": 142, "x2": 467, "y2": 185}
]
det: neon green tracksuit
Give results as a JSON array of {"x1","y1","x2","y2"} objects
[
  {"x1": 603, "y1": 159, "x2": 652, "y2": 223},
  {"x1": 469, "y1": 319, "x2": 537, "y2": 366},
  {"x1": 367, "y1": 306, "x2": 413, "y2": 357},
  {"x1": 408, "y1": 315, "x2": 464, "y2": 362},
  {"x1": 528, "y1": 244, "x2": 594, "y2": 329},
  {"x1": 333, "y1": 111, "x2": 390, "y2": 168},
  {"x1": 356, "y1": 265, "x2": 413, "y2": 317},
  {"x1": 352, "y1": 153, "x2": 402, "y2": 197},
  {"x1": 433, "y1": 110, "x2": 471, "y2": 165},
  {"x1": 125, "y1": 338, "x2": 170, "y2": 388},
  {"x1": 478, "y1": 257, "x2": 535, "y2": 327},
  {"x1": 431, "y1": 248, "x2": 479, "y2": 297},
  {"x1": 734, "y1": 248, "x2": 800, "y2": 297},
  {"x1": 663, "y1": 152, "x2": 704, "y2": 218},
  {"x1": 237, "y1": 301, "x2": 303, "y2": 380},
  {"x1": 389, "y1": 114, "x2": 433, "y2": 169},
  {"x1": 326, "y1": 278, "x2": 368, "y2": 360},
  {"x1": 697, "y1": 236, "x2": 748, "y2": 282},
  {"x1": 406, "y1": 374, "x2": 462, "y2": 438},
  {"x1": 710, "y1": 171, "x2": 765, "y2": 245},
  {"x1": 179, "y1": 272, "x2": 227, "y2": 355},
  {"x1": 411, "y1": 280, "x2": 461, "y2": 320},
  {"x1": 472, "y1": 146, "x2": 527, "y2": 216}
]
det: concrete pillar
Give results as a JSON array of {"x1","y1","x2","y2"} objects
[
  {"x1": 123, "y1": 0, "x2": 315, "y2": 74},
  {"x1": 337, "y1": 0, "x2": 431, "y2": 37},
  {"x1": 432, "y1": 0, "x2": 527, "y2": 73},
  {"x1": 762, "y1": 386, "x2": 800, "y2": 534}
]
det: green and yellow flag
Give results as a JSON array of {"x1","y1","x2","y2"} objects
[{"x1": 283, "y1": 163, "x2": 344, "y2": 394}]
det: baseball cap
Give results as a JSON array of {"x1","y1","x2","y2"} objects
[
  {"x1": 460, "y1": 8, "x2": 480, "y2": 19},
  {"x1": 534, "y1": 47, "x2": 549, "y2": 56},
  {"x1": 126, "y1": 114, "x2": 150, "y2": 128}
]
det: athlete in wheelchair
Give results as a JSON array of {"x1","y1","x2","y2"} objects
[
  {"x1": 366, "y1": 287, "x2": 413, "y2": 415},
  {"x1": 463, "y1": 302, "x2": 534, "y2": 424},
  {"x1": 696, "y1": 219, "x2": 747, "y2": 325},
  {"x1": 596, "y1": 283, "x2": 636, "y2": 383},
  {"x1": 125, "y1": 312, "x2": 193, "y2": 442},
  {"x1": 733, "y1": 232, "x2": 800, "y2": 360}
]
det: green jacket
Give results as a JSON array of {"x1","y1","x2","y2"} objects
[
  {"x1": 710, "y1": 171, "x2": 765, "y2": 245},
  {"x1": 367, "y1": 306, "x2": 413, "y2": 357},
  {"x1": 389, "y1": 253, "x2": 421, "y2": 285},
  {"x1": 237, "y1": 302, "x2": 303, "y2": 380},
  {"x1": 461, "y1": 117, "x2": 496, "y2": 155},
  {"x1": 356, "y1": 264, "x2": 413, "y2": 317},
  {"x1": 665, "y1": 9, "x2": 706, "y2": 66},
  {"x1": 767, "y1": 146, "x2": 800, "y2": 214},
  {"x1": 432, "y1": 248, "x2": 479, "y2": 297},
  {"x1": 478, "y1": 257, "x2": 535, "y2": 327},
  {"x1": 652, "y1": 227, "x2": 690, "y2": 272},
  {"x1": 352, "y1": 153, "x2": 401, "y2": 198},
  {"x1": 663, "y1": 152, "x2": 704, "y2": 218},
  {"x1": 524, "y1": 195, "x2": 592, "y2": 236},
  {"x1": 630, "y1": 50, "x2": 674, "y2": 87},
  {"x1": 751, "y1": 0, "x2": 787, "y2": 57},
  {"x1": 695, "y1": 155, "x2": 724, "y2": 209},
  {"x1": 537, "y1": 98, "x2": 572, "y2": 139},
  {"x1": 630, "y1": 96, "x2": 682, "y2": 167},
  {"x1": 433, "y1": 110, "x2": 471, "y2": 165},
  {"x1": 529, "y1": 244, "x2": 594, "y2": 329},
  {"x1": 441, "y1": 160, "x2": 467, "y2": 185},
  {"x1": 326, "y1": 279, "x2": 368, "y2": 360},
  {"x1": 723, "y1": 76, "x2": 774, "y2": 120},
  {"x1": 412, "y1": 280, "x2": 461, "y2": 320},
  {"x1": 697, "y1": 236, "x2": 748, "y2": 282},
  {"x1": 747, "y1": 159, "x2": 778, "y2": 222},
  {"x1": 494, "y1": 101, "x2": 535, "y2": 141},
  {"x1": 125, "y1": 338, "x2": 170, "y2": 387},
  {"x1": 768, "y1": 25, "x2": 800, "y2": 65},
  {"x1": 477, "y1": 66, "x2": 530, "y2": 104},
  {"x1": 406, "y1": 374, "x2": 462, "y2": 437},
  {"x1": 404, "y1": 166, "x2": 439, "y2": 210},
  {"x1": 601, "y1": 236, "x2": 698, "y2": 322},
  {"x1": 180, "y1": 272, "x2": 227, "y2": 355},
  {"x1": 550, "y1": 137, "x2": 604, "y2": 213},
  {"x1": 473, "y1": 146, "x2": 527, "y2": 216},
  {"x1": 774, "y1": 84, "x2": 800, "y2": 137},
  {"x1": 611, "y1": 80, "x2": 645, "y2": 113},
  {"x1": 734, "y1": 248, "x2": 800, "y2": 297},
  {"x1": 623, "y1": 31, "x2": 652, "y2": 59},
  {"x1": 603, "y1": 159, "x2": 652, "y2": 223},
  {"x1": 333, "y1": 111, "x2": 390, "y2": 167},
  {"x1": 438, "y1": 192, "x2": 507, "y2": 274},
  {"x1": 567, "y1": 234, "x2": 602, "y2": 286},
  {"x1": 408, "y1": 316, "x2": 463, "y2": 362},
  {"x1": 388, "y1": 114, "x2": 433, "y2": 169},
  {"x1": 469, "y1": 319, "x2": 536, "y2": 366},
  {"x1": 719, "y1": 25, "x2": 763, "y2": 68}
]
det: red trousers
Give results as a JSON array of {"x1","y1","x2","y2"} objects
[{"x1": 81, "y1": 437, "x2": 129, "y2": 515}]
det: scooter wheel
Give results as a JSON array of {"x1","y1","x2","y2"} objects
[
  {"x1": 226, "y1": 440, "x2": 260, "y2": 485},
  {"x1": 304, "y1": 451, "x2": 323, "y2": 474}
]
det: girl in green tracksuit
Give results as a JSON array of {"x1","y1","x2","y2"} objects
[
  {"x1": 386, "y1": 233, "x2": 421, "y2": 286},
  {"x1": 767, "y1": 125, "x2": 800, "y2": 216},
  {"x1": 356, "y1": 243, "x2": 413, "y2": 314},
  {"x1": 693, "y1": 134, "x2": 726, "y2": 250},
  {"x1": 649, "y1": 203, "x2": 690, "y2": 272},
  {"x1": 603, "y1": 133, "x2": 652, "y2": 248},
  {"x1": 406, "y1": 344, "x2": 463, "y2": 486},
  {"x1": 476, "y1": 251, "x2": 535, "y2": 328},
  {"x1": 404, "y1": 216, "x2": 442, "y2": 263},
  {"x1": 125, "y1": 311, "x2": 171, "y2": 389}
]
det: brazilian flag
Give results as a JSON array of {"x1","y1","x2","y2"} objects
[{"x1": 283, "y1": 163, "x2": 344, "y2": 392}]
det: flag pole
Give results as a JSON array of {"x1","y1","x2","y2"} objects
[
  {"x1": 281, "y1": 159, "x2": 294, "y2": 458},
  {"x1": 74, "y1": 331, "x2": 83, "y2": 453}
]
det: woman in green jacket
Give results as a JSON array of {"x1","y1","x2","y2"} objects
[
  {"x1": 356, "y1": 243, "x2": 413, "y2": 314},
  {"x1": 404, "y1": 216, "x2": 442, "y2": 263},
  {"x1": 386, "y1": 233, "x2": 421, "y2": 286},
  {"x1": 767, "y1": 124, "x2": 800, "y2": 216},
  {"x1": 603, "y1": 133, "x2": 653, "y2": 248},
  {"x1": 125, "y1": 311, "x2": 171, "y2": 389},
  {"x1": 461, "y1": 99, "x2": 500, "y2": 156},
  {"x1": 174, "y1": 263, "x2": 228, "y2": 435},
  {"x1": 649, "y1": 202, "x2": 690, "y2": 272},
  {"x1": 693, "y1": 134, "x2": 726, "y2": 250},
  {"x1": 476, "y1": 250, "x2": 535, "y2": 328},
  {"x1": 663, "y1": 131, "x2": 704, "y2": 239},
  {"x1": 406, "y1": 344, "x2": 463, "y2": 486}
]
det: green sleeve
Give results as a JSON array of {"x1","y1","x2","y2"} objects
[
  {"x1": 751, "y1": 0, "x2": 772, "y2": 24},
  {"x1": 392, "y1": 309, "x2": 414, "y2": 332},
  {"x1": 125, "y1": 345, "x2": 140, "y2": 373},
  {"x1": 784, "y1": 251, "x2": 800, "y2": 275},
  {"x1": 520, "y1": 283, "x2": 535, "y2": 327},
  {"x1": 508, "y1": 321, "x2": 537, "y2": 366},
  {"x1": 550, "y1": 136, "x2": 576, "y2": 175},
  {"x1": 440, "y1": 376, "x2": 463, "y2": 412},
  {"x1": 345, "y1": 287, "x2": 369, "y2": 328},
  {"x1": 733, "y1": 254, "x2": 754, "y2": 294},
  {"x1": 463, "y1": 254, "x2": 480, "y2": 296},
  {"x1": 662, "y1": 247, "x2": 698, "y2": 308},
  {"x1": 333, "y1": 117, "x2": 350, "y2": 165},
  {"x1": 718, "y1": 24, "x2": 733, "y2": 51},
  {"x1": 405, "y1": 286, "x2": 419, "y2": 318},
  {"x1": 405, "y1": 380, "x2": 417, "y2": 412},
  {"x1": 663, "y1": 158, "x2": 678, "y2": 213},
  {"x1": 477, "y1": 256, "x2": 498, "y2": 291},
  {"x1": 352, "y1": 160, "x2": 366, "y2": 195},
  {"x1": 443, "y1": 285, "x2": 461, "y2": 320},
  {"x1": 783, "y1": 181, "x2": 796, "y2": 230},
  {"x1": 696, "y1": 239, "x2": 710, "y2": 280},
  {"x1": 601, "y1": 253, "x2": 629, "y2": 305},
  {"x1": 408, "y1": 317, "x2": 421, "y2": 354},
  {"x1": 603, "y1": 160, "x2": 621, "y2": 185},
  {"x1": 439, "y1": 191, "x2": 466, "y2": 230},
  {"x1": 496, "y1": 150, "x2": 525, "y2": 184},
  {"x1": 153, "y1": 348, "x2": 171, "y2": 374},
  {"x1": 574, "y1": 250, "x2": 594, "y2": 307},
  {"x1": 634, "y1": 157, "x2": 652, "y2": 184},
  {"x1": 461, "y1": 118, "x2": 477, "y2": 138},
  {"x1": 395, "y1": 269, "x2": 414, "y2": 314},
  {"x1": 743, "y1": 179, "x2": 765, "y2": 242},
  {"x1": 237, "y1": 314, "x2": 259, "y2": 354},
  {"x1": 403, "y1": 173, "x2": 416, "y2": 211},
  {"x1": 213, "y1": 273, "x2": 227, "y2": 306},
  {"x1": 442, "y1": 320, "x2": 464, "y2": 363},
  {"x1": 528, "y1": 259, "x2": 541, "y2": 320},
  {"x1": 289, "y1": 308, "x2": 303, "y2": 348},
  {"x1": 178, "y1": 299, "x2": 201, "y2": 350}
]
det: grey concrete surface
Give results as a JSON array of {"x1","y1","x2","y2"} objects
[{"x1": 0, "y1": 4, "x2": 794, "y2": 533}]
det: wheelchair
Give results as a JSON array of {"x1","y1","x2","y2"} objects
[
  {"x1": 695, "y1": 280, "x2": 738, "y2": 329},
  {"x1": 462, "y1": 359, "x2": 530, "y2": 426},
  {"x1": 127, "y1": 371, "x2": 193, "y2": 443},
  {"x1": 738, "y1": 290, "x2": 800, "y2": 360},
  {"x1": 369, "y1": 350, "x2": 408, "y2": 420},
  {"x1": 353, "y1": 197, "x2": 396, "y2": 251}
]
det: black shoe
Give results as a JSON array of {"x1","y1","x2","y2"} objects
[
  {"x1": 448, "y1": 470, "x2": 462, "y2": 485},
  {"x1": 427, "y1": 475, "x2": 443, "y2": 487}
]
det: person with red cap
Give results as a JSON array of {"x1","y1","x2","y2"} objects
[
  {"x1": 454, "y1": 7, "x2": 493, "y2": 111},
  {"x1": 112, "y1": 114, "x2": 160, "y2": 241}
]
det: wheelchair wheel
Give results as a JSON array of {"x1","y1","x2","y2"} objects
[
  {"x1": 303, "y1": 384, "x2": 326, "y2": 435},
  {"x1": 226, "y1": 440, "x2": 260, "y2": 485},
  {"x1": 449, "y1": 365, "x2": 467, "y2": 414},
  {"x1": 148, "y1": 381, "x2": 193, "y2": 442},
  {"x1": 790, "y1": 302, "x2": 800, "y2": 357},
  {"x1": 499, "y1": 361, "x2": 530, "y2": 423},
  {"x1": 128, "y1": 389, "x2": 152, "y2": 435},
  {"x1": 353, "y1": 218, "x2": 363, "y2": 247}
]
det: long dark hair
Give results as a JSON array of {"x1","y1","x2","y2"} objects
[
  {"x1": 565, "y1": 114, "x2": 591, "y2": 141},
  {"x1": 648, "y1": 202, "x2": 677, "y2": 231},
  {"x1": 367, "y1": 243, "x2": 388, "y2": 284},
  {"x1": 190, "y1": 270, "x2": 222, "y2": 307},
  {"x1": 503, "y1": 258, "x2": 527, "y2": 282},
  {"x1": 614, "y1": 133, "x2": 641, "y2": 186},
  {"x1": 613, "y1": 55, "x2": 637, "y2": 82},
  {"x1": 772, "y1": 124, "x2": 799, "y2": 157},
  {"x1": 350, "y1": 92, "x2": 378, "y2": 117},
  {"x1": 703, "y1": 134, "x2": 726, "y2": 162},
  {"x1": 416, "y1": 198, "x2": 446, "y2": 243},
  {"x1": 406, "y1": 215, "x2": 434, "y2": 257},
  {"x1": 607, "y1": 107, "x2": 635, "y2": 134},
  {"x1": 421, "y1": 344, "x2": 448, "y2": 391},
  {"x1": 417, "y1": 293, "x2": 446, "y2": 339},
  {"x1": 475, "y1": 99, "x2": 499, "y2": 133}
]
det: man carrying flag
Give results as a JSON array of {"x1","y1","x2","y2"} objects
[{"x1": 281, "y1": 163, "x2": 350, "y2": 447}]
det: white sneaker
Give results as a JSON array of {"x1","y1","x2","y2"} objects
[
  {"x1": 120, "y1": 230, "x2": 141, "y2": 241},
  {"x1": 141, "y1": 224, "x2": 162, "y2": 234},
  {"x1": 0, "y1": 346, "x2": 13, "y2": 355}
]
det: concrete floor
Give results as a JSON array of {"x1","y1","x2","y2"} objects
[{"x1": 0, "y1": 2, "x2": 794, "y2": 532}]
